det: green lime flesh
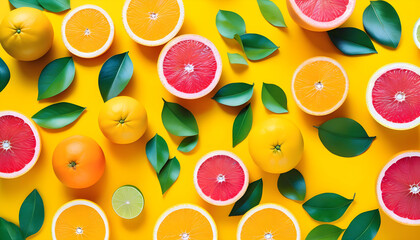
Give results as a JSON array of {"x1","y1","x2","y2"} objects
[{"x1": 112, "y1": 185, "x2": 144, "y2": 219}]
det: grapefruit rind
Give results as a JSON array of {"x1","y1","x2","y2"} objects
[
  {"x1": 193, "y1": 150, "x2": 249, "y2": 206},
  {"x1": 377, "y1": 151, "x2": 420, "y2": 226},
  {"x1": 366, "y1": 63, "x2": 420, "y2": 130},
  {"x1": 413, "y1": 18, "x2": 420, "y2": 50},
  {"x1": 0, "y1": 111, "x2": 41, "y2": 179}
]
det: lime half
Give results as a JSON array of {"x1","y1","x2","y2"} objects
[
  {"x1": 413, "y1": 17, "x2": 420, "y2": 49},
  {"x1": 112, "y1": 185, "x2": 144, "y2": 219}
]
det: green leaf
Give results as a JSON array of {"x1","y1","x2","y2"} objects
[
  {"x1": 8, "y1": 0, "x2": 43, "y2": 10},
  {"x1": 257, "y1": 0, "x2": 286, "y2": 27},
  {"x1": 327, "y1": 28, "x2": 377, "y2": 55},
  {"x1": 306, "y1": 224, "x2": 344, "y2": 240},
  {"x1": 37, "y1": 57, "x2": 75, "y2": 100},
  {"x1": 162, "y1": 100, "x2": 198, "y2": 137},
  {"x1": 303, "y1": 193, "x2": 355, "y2": 222},
  {"x1": 315, "y1": 118, "x2": 376, "y2": 157},
  {"x1": 342, "y1": 209, "x2": 381, "y2": 240},
  {"x1": 212, "y1": 82, "x2": 254, "y2": 107},
  {"x1": 99, "y1": 52, "x2": 133, "y2": 102},
  {"x1": 0, "y1": 218, "x2": 24, "y2": 240},
  {"x1": 37, "y1": 0, "x2": 70, "y2": 12},
  {"x1": 146, "y1": 134, "x2": 170, "y2": 174},
  {"x1": 0, "y1": 57, "x2": 10, "y2": 93},
  {"x1": 32, "y1": 102, "x2": 85, "y2": 129},
  {"x1": 235, "y1": 33, "x2": 278, "y2": 61},
  {"x1": 363, "y1": 1, "x2": 401, "y2": 48},
  {"x1": 158, "y1": 157, "x2": 180, "y2": 194},
  {"x1": 277, "y1": 168, "x2": 306, "y2": 201},
  {"x1": 227, "y1": 53, "x2": 248, "y2": 65},
  {"x1": 232, "y1": 103, "x2": 253, "y2": 147},
  {"x1": 178, "y1": 135, "x2": 198, "y2": 153},
  {"x1": 262, "y1": 82, "x2": 288, "y2": 113},
  {"x1": 19, "y1": 189, "x2": 44, "y2": 238},
  {"x1": 216, "y1": 10, "x2": 246, "y2": 39},
  {"x1": 229, "y1": 179, "x2": 263, "y2": 216}
]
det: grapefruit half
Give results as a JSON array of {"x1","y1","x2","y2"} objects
[
  {"x1": 194, "y1": 150, "x2": 249, "y2": 206},
  {"x1": 158, "y1": 34, "x2": 222, "y2": 99},
  {"x1": 377, "y1": 151, "x2": 420, "y2": 225},
  {"x1": 0, "y1": 111, "x2": 41, "y2": 179},
  {"x1": 366, "y1": 63, "x2": 420, "y2": 130}
]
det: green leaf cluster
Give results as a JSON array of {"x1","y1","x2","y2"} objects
[{"x1": 9, "y1": 0, "x2": 71, "y2": 12}]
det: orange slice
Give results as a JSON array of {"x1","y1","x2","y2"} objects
[
  {"x1": 52, "y1": 200, "x2": 109, "y2": 240},
  {"x1": 153, "y1": 204, "x2": 217, "y2": 240},
  {"x1": 237, "y1": 204, "x2": 300, "y2": 240},
  {"x1": 291, "y1": 56, "x2": 349, "y2": 116},
  {"x1": 62, "y1": 5, "x2": 114, "y2": 58},
  {"x1": 122, "y1": 0, "x2": 185, "y2": 46}
]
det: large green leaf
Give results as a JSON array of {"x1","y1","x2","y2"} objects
[
  {"x1": 38, "y1": 0, "x2": 70, "y2": 12},
  {"x1": 8, "y1": 0, "x2": 43, "y2": 10},
  {"x1": 262, "y1": 82, "x2": 288, "y2": 113},
  {"x1": 303, "y1": 193, "x2": 355, "y2": 222},
  {"x1": 216, "y1": 10, "x2": 246, "y2": 39},
  {"x1": 235, "y1": 34, "x2": 278, "y2": 60},
  {"x1": 158, "y1": 157, "x2": 180, "y2": 194},
  {"x1": 38, "y1": 57, "x2": 75, "y2": 100},
  {"x1": 227, "y1": 53, "x2": 248, "y2": 65},
  {"x1": 306, "y1": 224, "x2": 344, "y2": 240},
  {"x1": 99, "y1": 52, "x2": 133, "y2": 102},
  {"x1": 232, "y1": 103, "x2": 253, "y2": 147},
  {"x1": 146, "y1": 134, "x2": 169, "y2": 174},
  {"x1": 363, "y1": 1, "x2": 401, "y2": 48},
  {"x1": 277, "y1": 168, "x2": 306, "y2": 201},
  {"x1": 257, "y1": 0, "x2": 286, "y2": 27},
  {"x1": 212, "y1": 82, "x2": 254, "y2": 107},
  {"x1": 162, "y1": 100, "x2": 198, "y2": 137},
  {"x1": 328, "y1": 28, "x2": 377, "y2": 55},
  {"x1": 342, "y1": 209, "x2": 381, "y2": 240},
  {"x1": 315, "y1": 118, "x2": 376, "y2": 157},
  {"x1": 32, "y1": 102, "x2": 85, "y2": 129},
  {"x1": 19, "y1": 189, "x2": 44, "y2": 238},
  {"x1": 229, "y1": 179, "x2": 263, "y2": 216},
  {"x1": 178, "y1": 135, "x2": 198, "y2": 153},
  {"x1": 0, "y1": 57, "x2": 10, "y2": 93},
  {"x1": 0, "y1": 218, "x2": 24, "y2": 240}
]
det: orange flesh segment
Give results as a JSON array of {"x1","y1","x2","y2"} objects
[
  {"x1": 126, "y1": 0, "x2": 180, "y2": 41},
  {"x1": 65, "y1": 8, "x2": 111, "y2": 53}
]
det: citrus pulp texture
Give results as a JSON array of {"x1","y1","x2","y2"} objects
[{"x1": 112, "y1": 185, "x2": 144, "y2": 219}]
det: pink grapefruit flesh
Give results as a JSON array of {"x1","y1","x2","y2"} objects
[
  {"x1": 194, "y1": 151, "x2": 249, "y2": 206},
  {"x1": 0, "y1": 111, "x2": 41, "y2": 179}
]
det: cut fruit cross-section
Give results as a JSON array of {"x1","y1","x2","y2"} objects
[{"x1": 112, "y1": 185, "x2": 145, "y2": 219}]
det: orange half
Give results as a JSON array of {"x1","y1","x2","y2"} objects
[{"x1": 292, "y1": 56, "x2": 349, "y2": 116}]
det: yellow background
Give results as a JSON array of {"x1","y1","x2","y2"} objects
[{"x1": 0, "y1": 0, "x2": 420, "y2": 239}]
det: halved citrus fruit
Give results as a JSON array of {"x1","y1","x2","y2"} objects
[
  {"x1": 62, "y1": 5, "x2": 114, "y2": 58},
  {"x1": 194, "y1": 150, "x2": 249, "y2": 206},
  {"x1": 366, "y1": 63, "x2": 420, "y2": 130},
  {"x1": 153, "y1": 204, "x2": 217, "y2": 240},
  {"x1": 377, "y1": 151, "x2": 420, "y2": 225},
  {"x1": 158, "y1": 34, "x2": 222, "y2": 99},
  {"x1": 237, "y1": 203, "x2": 300, "y2": 240},
  {"x1": 52, "y1": 199, "x2": 109, "y2": 240},
  {"x1": 112, "y1": 185, "x2": 144, "y2": 219},
  {"x1": 0, "y1": 111, "x2": 40, "y2": 179},
  {"x1": 286, "y1": 0, "x2": 356, "y2": 32},
  {"x1": 414, "y1": 18, "x2": 420, "y2": 49},
  {"x1": 291, "y1": 56, "x2": 349, "y2": 116},
  {"x1": 122, "y1": 0, "x2": 184, "y2": 46}
]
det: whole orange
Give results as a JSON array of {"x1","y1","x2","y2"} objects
[{"x1": 52, "y1": 135, "x2": 105, "y2": 189}]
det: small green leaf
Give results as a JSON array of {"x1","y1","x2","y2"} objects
[
  {"x1": 0, "y1": 218, "x2": 24, "y2": 240},
  {"x1": 37, "y1": 0, "x2": 70, "y2": 12},
  {"x1": 32, "y1": 102, "x2": 85, "y2": 129},
  {"x1": 235, "y1": 33, "x2": 278, "y2": 61},
  {"x1": 212, "y1": 82, "x2": 254, "y2": 107},
  {"x1": 257, "y1": 0, "x2": 286, "y2": 27},
  {"x1": 315, "y1": 118, "x2": 376, "y2": 157},
  {"x1": 178, "y1": 135, "x2": 198, "y2": 153},
  {"x1": 328, "y1": 28, "x2": 377, "y2": 55},
  {"x1": 8, "y1": 0, "x2": 43, "y2": 10},
  {"x1": 306, "y1": 224, "x2": 344, "y2": 240},
  {"x1": 262, "y1": 82, "x2": 288, "y2": 113},
  {"x1": 303, "y1": 193, "x2": 355, "y2": 222},
  {"x1": 162, "y1": 100, "x2": 198, "y2": 137},
  {"x1": 19, "y1": 189, "x2": 44, "y2": 238},
  {"x1": 38, "y1": 57, "x2": 75, "y2": 100},
  {"x1": 0, "y1": 57, "x2": 10, "y2": 93},
  {"x1": 146, "y1": 134, "x2": 170, "y2": 174},
  {"x1": 277, "y1": 168, "x2": 306, "y2": 201},
  {"x1": 216, "y1": 10, "x2": 246, "y2": 39},
  {"x1": 229, "y1": 179, "x2": 263, "y2": 216},
  {"x1": 99, "y1": 52, "x2": 133, "y2": 102},
  {"x1": 227, "y1": 53, "x2": 248, "y2": 65},
  {"x1": 232, "y1": 103, "x2": 253, "y2": 147},
  {"x1": 342, "y1": 209, "x2": 381, "y2": 240},
  {"x1": 158, "y1": 157, "x2": 180, "y2": 194},
  {"x1": 363, "y1": 1, "x2": 401, "y2": 48}
]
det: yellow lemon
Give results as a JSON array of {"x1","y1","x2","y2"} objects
[
  {"x1": 248, "y1": 117, "x2": 304, "y2": 174},
  {"x1": 98, "y1": 96, "x2": 148, "y2": 144}
]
